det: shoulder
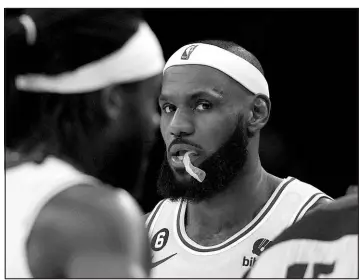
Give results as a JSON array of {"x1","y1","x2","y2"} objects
[
  {"x1": 285, "y1": 177, "x2": 333, "y2": 216},
  {"x1": 275, "y1": 193, "x2": 358, "y2": 244},
  {"x1": 143, "y1": 199, "x2": 170, "y2": 229},
  {"x1": 303, "y1": 197, "x2": 332, "y2": 217},
  {"x1": 27, "y1": 183, "x2": 145, "y2": 277},
  {"x1": 39, "y1": 183, "x2": 143, "y2": 227},
  {"x1": 31, "y1": 183, "x2": 144, "y2": 242},
  {"x1": 311, "y1": 193, "x2": 357, "y2": 213}
]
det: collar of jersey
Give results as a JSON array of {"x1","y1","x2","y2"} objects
[{"x1": 175, "y1": 177, "x2": 296, "y2": 254}]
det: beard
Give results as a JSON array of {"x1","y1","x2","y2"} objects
[{"x1": 157, "y1": 116, "x2": 249, "y2": 203}]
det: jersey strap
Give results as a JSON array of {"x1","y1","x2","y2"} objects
[
  {"x1": 146, "y1": 199, "x2": 166, "y2": 236},
  {"x1": 291, "y1": 192, "x2": 333, "y2": 225}
]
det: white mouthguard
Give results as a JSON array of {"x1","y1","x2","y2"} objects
[{"x1": 183, "y1": 151, "x2": 206, "y2": 182}]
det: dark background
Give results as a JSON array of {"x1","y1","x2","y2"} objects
[{"x1": 6, "y1": 9, "x2": 358, "y2": 213}]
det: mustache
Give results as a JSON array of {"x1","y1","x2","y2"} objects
[{"x1": 167, "y1": 137, "x2": 203, "y2": 153}]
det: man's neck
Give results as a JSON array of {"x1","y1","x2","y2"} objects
[{"x1": 185, "y1": 157, "x2": 282, "y2": 244}]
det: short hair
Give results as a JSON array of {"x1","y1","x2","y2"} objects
[
  {"x1": 5, "y1": 9, "x2": 142, "y2": 159},
  {"x1": 195, "y1": 40, "x2": 265, "y2": 76}
]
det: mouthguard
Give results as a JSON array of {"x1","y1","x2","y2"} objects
[{"x1": 183, "y1": 151, "x2": 206, "y2": 182}]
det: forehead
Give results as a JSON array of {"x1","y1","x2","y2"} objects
[{"x1": 162, "y1": 65, "x2": 242, "y2": 97}]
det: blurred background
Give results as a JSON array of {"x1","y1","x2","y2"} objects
[{"x1": 5, "y1": 9, "x2": 358, "y2": 213}]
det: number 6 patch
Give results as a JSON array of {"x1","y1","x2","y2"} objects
[{"x1": 151, "y1": 228, "x2": 169, "y2": 251}]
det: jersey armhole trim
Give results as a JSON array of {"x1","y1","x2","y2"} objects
[
  {"x1": 145, "y1": 199, "x2": 166, "y2": 236},
  {"x1": 291, "y1": 193, "x2": 333, "y2": 225}
]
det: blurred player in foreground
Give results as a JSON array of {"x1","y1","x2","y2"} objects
[
  {"x1": 146, "y1": 40, "x2": 332, "y2": 277},
  {"x1": 245, "y1": 187, "x2": 358, "y2": 278},
  {"x1": 5, "y1": 9, "x2": 164, "y2": 278}
]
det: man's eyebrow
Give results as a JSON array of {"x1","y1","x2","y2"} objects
[
  {"x1": 187, "y1": 87, "x2": 224, "y2": 99},
  {"x1": 187, "y1": 87, "x2": 223, "y2": 98},
  {"x1": 158, "y1": 94, "x2": 167, "y2": 102}
]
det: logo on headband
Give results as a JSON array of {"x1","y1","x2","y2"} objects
[{"x1": 181, "y1": 45, "x2": 198, "y2": 60}]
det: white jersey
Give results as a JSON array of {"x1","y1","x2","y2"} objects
[
  {"x1": 146, "y1": 177, "x2": 332, "y2": 278},
  {"x1": 6, "y1": 157, "x2": 97, "y2": 278},
  {"x1": 246, "y1": 194, "x2": 358, "y2": 278}
]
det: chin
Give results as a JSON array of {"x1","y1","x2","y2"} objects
[
  {"x1": 174, "y1": 172, "x2": 193, "y2": 185},
  {"x1": 170, "y1": 165, "x2": 193, "y2": 181}
]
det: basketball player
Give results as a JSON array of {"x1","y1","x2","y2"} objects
[
  {"x1": 5, "y1": 9, "x2": 164, "y2": 278},
  {"x1": 146, "y1": 40, "x2": 332, "y2": 278},
  {"x1": 245, "y1": 190, "x2": 358, "y2": 278}
]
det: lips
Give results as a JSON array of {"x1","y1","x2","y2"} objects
[{"x1": 168, "y1": 144, "x2": 201, "y2": 169}]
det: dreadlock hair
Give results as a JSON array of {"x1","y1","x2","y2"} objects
[{"x1": 5, "y1": 9, "x2": 143, "y2": 162}]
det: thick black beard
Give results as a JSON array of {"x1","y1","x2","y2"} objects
[{"x1": 157, "y1": 117, "x2": 249, "y2": 203}]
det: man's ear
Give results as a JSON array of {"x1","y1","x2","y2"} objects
[
  {"x1": 101, "y1": 84, "x2": 123, "y2": 121},
  {"x1": 247, "y1": 94, "x2": 271, "y2": 134}
]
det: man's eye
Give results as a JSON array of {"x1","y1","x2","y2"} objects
[
  {"x1": 162, "y1": 104, "x2": 176, "y2": 114},
  {"x1": 195, "y1": 102, "x2": 212, "y2": 111}
]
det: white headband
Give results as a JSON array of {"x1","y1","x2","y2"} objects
[
  {"x1": 19, "y1": 15, "x2": 37, "y2": 45},
  {"x1": 164, "y1": 43, "x2": 269, "y2": 97},
  {"x1": 15, "y1": 22, "x2": 164, "y2": 94}
]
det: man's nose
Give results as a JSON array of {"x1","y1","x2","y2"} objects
[{"x1": 168, "y1": 108, "x2": 194, "y2": 138}]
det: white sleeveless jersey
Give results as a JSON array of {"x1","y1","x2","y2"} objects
[
  {"x1": 146, "y1": 177, "x2": 332, "y2": 278},
  {"x1": 246, "y1": 194, "x2": 358, "y2": 278},
  {"x1": 6, "y1": 157, "x2": 97, "y2": 278}
]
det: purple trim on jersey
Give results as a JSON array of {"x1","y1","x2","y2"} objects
[
  {"x1": 292, "y1": 193, "x2": 330, "y2": 225},
  {"x1": 147, "y1": 199, "x2": 166, "y2": 232},
  {"x1": 176, "y1": 177, "x2": 296, "y2": 253}
]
